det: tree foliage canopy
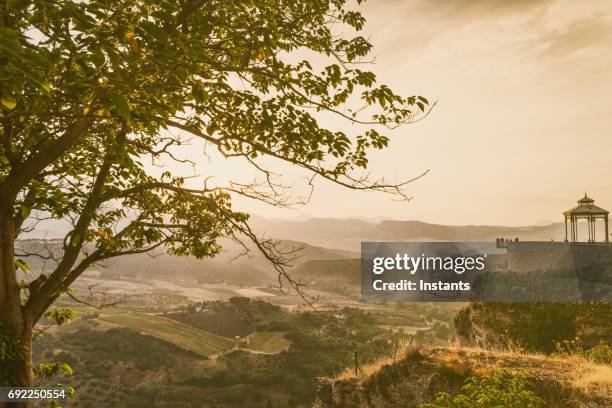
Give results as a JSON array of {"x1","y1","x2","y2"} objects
[{"x1": 0, "y1": 0, "x2": 430, "y2": 319}]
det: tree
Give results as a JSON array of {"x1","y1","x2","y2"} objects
[{"x1": 0, "y1": 0, "x2": 430, "y2": 394}]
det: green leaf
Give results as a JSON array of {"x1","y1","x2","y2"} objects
[
  {"x1": 90, "y1": 48, "x2": 105, "y2": 67},
  {"x1": 60, "y1": 363, "x2": 73, "y2": 376},
  {"x1": 20, "y1": 205, "x2": 31, "y2": 219},
  {"x1": 44, "y1": 308, "x2": 77, "y2": 326},
  {"x1": 112, "y1": 94, "x2": 131, "y2": 120},
  {"x1": 0, "y1": 28, "x2": 23, "y2": 54},
  {"x1": 15, "y1": 259, "x2": 30, "y2": 274},
  {"x1": 1, "y1": 96, "x2": 16, "y2": 109},
  {"x1": 9, "y1": 63, "x2": 50, "y2": 92},
  {"x1": 6, "y1": 0, "x2": 30, "y2": 10},
  {"x1": 140, "y1": 21, "x2": 168, "y2": 43},
  {"x1": 39, "y1": 80, "x2": 51, "y2": 93},
  {"x1": 21, "y1": 50, "x2": 51, "y2": 70}
]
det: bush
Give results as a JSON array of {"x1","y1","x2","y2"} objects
[
  {"x1": 452, "y1": 307, "x2": 472, "y2": 340},
  {"x1": 584, "y1": 341, "x2": 612, "y2": 365},
  {"x1": 422, "y1": 369, "x2": 543, "y2": 408},
  {"x1": 553, "y1": 338, "x2": 612, "y2": 365}
]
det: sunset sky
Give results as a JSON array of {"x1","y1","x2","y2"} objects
[{"x1": 179, "y1": 0, "x2": 612, "y2": 226}]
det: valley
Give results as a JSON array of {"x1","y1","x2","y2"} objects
[{"x1": 22, "y1": 216, "x2": 611, "y2": 407}]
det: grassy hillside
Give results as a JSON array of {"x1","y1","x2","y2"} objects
[
  {"x1": 318, "y1": 344, "x2": 611, "y2": 407},
  {"x1": 97, "y1": 309, "x2": 235, "y2": 356},
  {"x1": 34, "y1": 326, "x2": 213, "y2": 407},
  {"x1": 34, "y1": 301, "x2": 421, "y2": 407},
  {"x1": 165, "y1": 309, "x2": 255, "y2": 338}
]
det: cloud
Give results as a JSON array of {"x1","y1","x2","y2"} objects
[
  {"x1": 536, "y1": 16, "x2": 612, "y2": 59},
  {"x1": 376, "y1": 0, "x2": 554, "y2": 24},
  {"x1": 365, "y1": 0, "x2": 612, "y2": 64}
]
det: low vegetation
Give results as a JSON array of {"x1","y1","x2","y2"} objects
[
  {"x1": 454, "y1": 302, "x2": 612, "y2": 352},
  {"x1": 32, "y1": 297, "x2": 611, "y2": 407},
  {"x1": 319, "y1": 345, "x2": 612, "y2": 407},
  {"x1": 422, "y1": 369, "x2": 544, "y2": 408},
  {"x1": 34, "y1": 298, "x2": 450, "y2": 407}
]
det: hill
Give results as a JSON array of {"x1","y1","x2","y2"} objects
[
  {"x1": 34, "y1": 325, "x2": 214, "y2": 407},
  {"x1": 97, "y1": 309, "x2": 235, "y2": 356},
  {"x1": 16, "y1": 238, "x2": 357, "y2": 286},
  {"x1": 249, "y1": 216, "x2": 567, "y2": 251},
  {"x1": 316, "y1": 344, "x2": 612, "y2": 407},
  {"x1": 291, "y1": 259, "x2": 361, "y2": 297},
  {"x1": 17, "y1": 217, "x2": 568, "y2": 279},
  {"x1": 34, "y1": 300, "x2": 428, "y2": 407}
]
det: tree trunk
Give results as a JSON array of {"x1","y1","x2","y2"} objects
[
  {"x1": 0, "y1": 209, "x2": 34, "y2": 408},
  {"x1": 0, "y1": 314, "x2": 34, "y2": 385}
]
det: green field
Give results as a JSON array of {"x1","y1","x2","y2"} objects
[
  {"x1": 245, "y1": 331, "x2": 291, "y2": 353},
  {"x1": 97, "y1": 309, "x2": 235, "y2": 356},
  {"x1": 165, "y1": 309, "x2": 255, "y2": 338}
]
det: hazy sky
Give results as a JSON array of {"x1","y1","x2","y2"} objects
[{"x1": 177, "y1": 0, "x2": 612, "y2": 226}]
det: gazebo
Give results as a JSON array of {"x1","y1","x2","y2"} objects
[{"x1": 563, "y1": 193, "x2": 609, "y2": 243}]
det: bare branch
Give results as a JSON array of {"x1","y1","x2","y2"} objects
[{"x1": 64, "y1": 283, "x2": 127, "y2": 310}]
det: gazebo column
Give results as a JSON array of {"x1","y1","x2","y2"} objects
[
  {"x1": 586, "y1": 216, "x2": 589, "y2": 242},
  {"x1": 564, "y1": 217, "x2": 568, "y2": 242},
  {"x1": 574, "y1": 216, "x2": 577, "y2": 242},
  {"x1": 606, "y1": 216, "x2": 609, "y2": 244}
]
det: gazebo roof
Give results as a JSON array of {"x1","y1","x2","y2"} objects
[
  {"x1": 577, "y1": 193, "x2": 595, "y2": 204},
  {"x1": 564, "y1": 194, "x2": 609, "y2": 216}
]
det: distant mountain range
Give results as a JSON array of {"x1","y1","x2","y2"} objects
[
  {"x1": 20, "y1": 215, "x2": 569, "y2": 249},
  {"x1": 248, "y1": 216, "x2": 567, "y2": 251},
  {"x1": 18, "y1": 217, "x2": 577, "y2": 287}
]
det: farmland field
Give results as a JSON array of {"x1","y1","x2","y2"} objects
[
  {"x1": 97, "y1": 309, "x2": 235, "y2": 356},
  {"x1": 245, "y1": 331, "x2": 291, "y2": 353},
  {"x1": 165, "y1": 309, "x2": 255, "y2": 338}
]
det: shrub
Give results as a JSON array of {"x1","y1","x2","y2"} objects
[
  {"x1": 552, "y1": 337, "x2": 584, "y2": 357},
  {"x1": 452, "y1": 307, "x2": 472, "y2": 340},
  {"x1": 553, "y1": 338, "x2": 612, "y2": 365},
  {"x1": 584, "y1": 341, "x2": 612, "y2": 365},
  {"x1": 422, "y1": 369, "x2": 544, "y2": 408}
]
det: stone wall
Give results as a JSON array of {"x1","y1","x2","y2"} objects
[{"x1": 507, "y1": 241, "x2": 612, "y2": 273}]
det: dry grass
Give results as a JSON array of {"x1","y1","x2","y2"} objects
[
  {"x1": 443, "y1": 344, "x2": 550, "y2": 360},
  {"x1": 574, "y1": 361, "x2": 612, "y2": 388},
  {"x1": 336, "y1": 338, "x2": 420, "y2": 382},
  {"x1": 335, "y1": 342, "x2": 612, "y2": 403}
]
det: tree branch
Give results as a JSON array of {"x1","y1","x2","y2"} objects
[{"x1": 0, "y1": 117, "x2": 92, "y2": 205}]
